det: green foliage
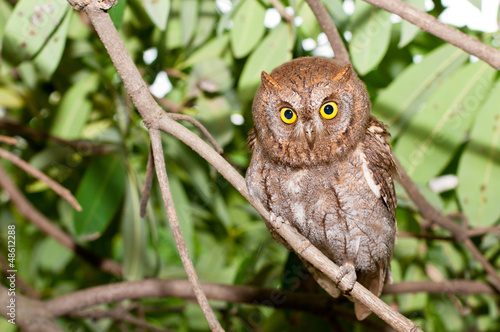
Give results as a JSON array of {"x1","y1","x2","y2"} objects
[{"x1": 0, "y1": 0, "x2": 499, "y2": 331}]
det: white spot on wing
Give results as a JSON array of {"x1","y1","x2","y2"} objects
[{"x1": 359, "y1": 151, "x2": 381, "y2": 198}]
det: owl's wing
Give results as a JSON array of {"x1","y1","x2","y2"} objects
[
  {"x1": 247, "y1": 126, "x2": 257, "y2": 151},
  {"x1": 362, "y1": 116, "x2": 397, "y2": 220}
]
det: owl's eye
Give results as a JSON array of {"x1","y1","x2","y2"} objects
[
  {"x1": 280, "y1": 107, "x2": 297, "y2": 124},
  {"x1": 320, "y1": 102, "x2": 338, "y2": 120}
]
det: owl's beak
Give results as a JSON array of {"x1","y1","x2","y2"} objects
[{"x1": 304, "y1": 126, "x2": 316, "y2": 150}]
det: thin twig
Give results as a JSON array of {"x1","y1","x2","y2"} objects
[
  {"x1": 169, "y1": 113, "x2": 224, "y2": 154},
  {"x1": 149, "y1": 129, "x2": 223, "y2": 332},
  {"x1": 268, "y1": 0, "x2": 293, "y2": 22},
  {"x1": 395, "y1": 158, "x2": 500, "y2": 293},
  {"x1": 0, "y1": 147, "x2": 82, "y2": 211},
  {"x1": 362, "y1": 0, "x2": 500, "y2": 69},
  {"x1": 0, "y1": 135, "x2": 17, "y2": 145},
  {"x1": 304, "y1": 0, "x2": 350, "y2": 65},
  {"x1": 140, "y1": 146, "x2": 154, "y2": 218},
  {"x1": 0, "y1": 163, "x2": 122, "y2": 276},
  {"x1": 398, "y1": 231, "x2": 453, "y2": 241}
]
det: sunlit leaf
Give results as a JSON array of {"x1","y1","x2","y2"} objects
[
  {"x1": 230, "y1": 0, "x2": 266, "y2": 59},
  {"x1": 179, "y1": 33, "x2": 230, "y2": 69},
  {"x1": 143, "y1": 0, "x2": 170, "y2": 31},
  {"x1": 399, "y1": 0, "x2": 425, "y2": 48},
  {"x1": 2, "y1": 0, "x2": 69, "y2": 66},
  {"x1": 349, "y1": 1, "x2": 391, "y2": 75},
  {"x1": 0, "y1": 86, "x2": 24, "y2": 108},
  {"x1": 50, "y1": 73, "x2": 99, "y2": 139},
  {"x1": 373, "y1": 44, "x2": 467, "y2": 138},
  {"x1": 180, "y1": 0, "x2": 198, "y2": 46},
  {"x1": 74, "y1": 154, "x2": 126, "y2": 236},
  {"x1": 33, "y1": 7, "x2": 71, "y2": 80},
  {"x1": 238, "y1": 23, "x2": 292, "y2": 103},
  {"x1": 394, "y1": 62, "x2": 495, "y2": 183},
  {"x1": 457, "y1": 80, "x2": 500, "y2": 227}
]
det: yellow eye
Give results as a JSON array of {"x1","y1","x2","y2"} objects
[
  {"x1": 280, "y1": 107, "x2": 297, "y2": 124},
  {"x1": 320, "y1": 102, "x2": 338, "y2": 120}
]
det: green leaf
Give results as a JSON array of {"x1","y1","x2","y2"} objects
[
  {"x1": 230, "y1": 0, "x2": 266, "y2": 59},
  {"x1": 469, "y1": 0, "x2": 481, "y2": 10},
  {"x1": 36, "y1": 238, "x2": 73, "y2": 273},
  {"x1": 179, "y1": 33, "x2": 230, "y2": 69},
  {"x1": 398, "y1": 0, "x2": 424, "y2": 48},
  {"x1": 238, "y1": 23, "x2": 292, "y2": 103},
  {"x1": 399, "y1": 264, "x2": 428, "y2": 313},
  {"x1": 2, "y1": 0, "x2": 69, "y2": 66},
  {"x1": 196, "y1": 94, "x2": 234, "y2": 147},
  {"x1": 394, "y1": 62, "x2": 495, "y2": 183},
  {"x1": 122, "y1": 172, "x2": 148, "y2": 280},
  {"x1": 188, "y1": 58, "x2": 233, "y2": 94},
  {"x1": 74, "y1": 154, "x2": 126, "y2": 236},
  {"x1": 0, "y1": 86, "x2": 24, "y2": 108},
  {"x1": 323, "y1": 0, "x2": 349, "y2": 26},
  {"x1": 181, "y1": 0, "x2": 198, "y2": 46},
  {"x1": 373, "y1": 44, "x2": 468, "y2": 138},
  {"x1": 32, "y1": 7, "x2": 71, "y2": 80},
  {"x1": 349, "y1": 1, "x2": 391, "y2": 75},
  {"x1": 457, "y1": 80, "x2": 500, "y2": 227},
  {"x1": 143, "y1": 0, "x2": 170, "y2": 31},
  {"x1": 191, "y1": 0, "x2": 217, "y2": 48},
  {"x1": 109, "y1": 0, "x2": 127, "y2": 29},
  {"x1": 167, "y1": 172, "x2": 195, "y2": 256},
  {"x1": 50, "y1": 73, "x2": 99, "y2": 139}
]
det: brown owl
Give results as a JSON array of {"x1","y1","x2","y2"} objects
[{"x1": 246, "y1": 57, "x2": 397, "y2": 320}]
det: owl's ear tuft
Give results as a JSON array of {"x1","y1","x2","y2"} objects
[
  {"x1": 261, "y1": 71, "x2": 280, "y2": 91},
  {"x1": 333, "y1": 63, "x2": 353, "y2": 87}
]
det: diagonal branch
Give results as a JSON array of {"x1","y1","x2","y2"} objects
[
  {"x1": 0, "y1": 147, "x2": 82, "y2": 211},
  {"x1": 362, "y1": 0, "x2": 500, "y2": 69},
  {"x1": 305, "y1": 0, "x2": 350, "y2": 65},
  {"x1": 149, "y1": 129, "x2": 223, "y2": 332}
]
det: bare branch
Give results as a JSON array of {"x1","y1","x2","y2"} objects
[
  {"x1": 304, "y1": 0, "x2": 350, "y2": 65},
  {"x1": 268, "y1": 0, "x2": 293, "y2": 22},
  {"x1": 0, "y1": 135, "x2": 17, "y2": 145},
  {"x1": 149, "y1": 129, "x2": 223, "y2": 332},
  {"x1": 169, "y1": 113, "x2": 224, "y2": 154},
  {"x1": 362, "y1": 0, "x2": 500, "y2": 69},
  {"x1": 0, "y1": 147, "x2": 82, "y2": 211},
  {"x1": 0, "y1": 163, "x2": 122, "y2": 276},
  {"x1": 383, "y1": 280, "x2": 497, "y2": 296}
]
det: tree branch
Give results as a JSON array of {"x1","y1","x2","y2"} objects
[
  {"x1": 362, "y1": 0, "x2": 500, "y2": 69},
  {"x1": 304, "y1": 0, "x2": 350, "y2": 65},
  {"x1": 268, "y1": 0, "x2": 293, "y2": 22},
  {"x1": 149, "y1": 129, "x2": 223, "y2": 331},
  {"x1": 395, "y1": 159, "x2": 500, "y2": 293},
  {"x1": 0, "y1": 163, "x2": 122, "y2": 276},
  {"x1": 0, "y1": 147, "x2": 81, "y2": 211}
]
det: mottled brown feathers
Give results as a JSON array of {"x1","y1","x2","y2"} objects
[{"x1": 245, "y1": 57, "x2": 397, "y2": 320}]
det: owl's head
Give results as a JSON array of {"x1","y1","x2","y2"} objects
[{"x1": 251, "y1": 57, "x2": 371, "y2": 167}]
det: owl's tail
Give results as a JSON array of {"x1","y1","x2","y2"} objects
[{"x1": 354, "y1": 264, "x2": 391, "y2": 320}]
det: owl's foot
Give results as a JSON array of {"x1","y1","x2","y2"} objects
[
  {"x1": 335, "y1": 262, "x2": 357, "y2": 294},
  {"x1": 269, "y1": 212, "x2": 287, "y2": 230}
]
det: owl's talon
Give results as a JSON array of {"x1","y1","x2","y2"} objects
[
  {"x1": 335, "y1": 262, "x2": 357, "y2": 294},
  {"x1": 269, "y1": 212, "x2": 285, "y2": 230}
]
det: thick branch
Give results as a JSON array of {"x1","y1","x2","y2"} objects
[
  {"x1": 0, "y1": 163, "x2": 122, "y2": 276},
  {"x1": 363, "y1": 0, "x2": 500, "y2": 69},
  {"x1": 305, "y1": 0, "x2": 350, "y2": 65}
]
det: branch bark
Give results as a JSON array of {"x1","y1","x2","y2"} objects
[
  {"x1": 363, "y1": 0, "x2": 500, "y2": 69},
  {"x1": 305, "y1": 0, "x2": 350, "y2": 65}
]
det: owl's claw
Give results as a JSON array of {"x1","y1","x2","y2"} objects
[
  {"x1": 335, "y1": 262, "x2": 357, "y2": 294},
  {"x1": 269, "y1": 212, "x2": 286, "y2": 230}
]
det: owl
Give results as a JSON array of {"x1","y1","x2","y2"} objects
[{"x1": 245, "y1": 57, "x2": 397, "y2": 320}]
